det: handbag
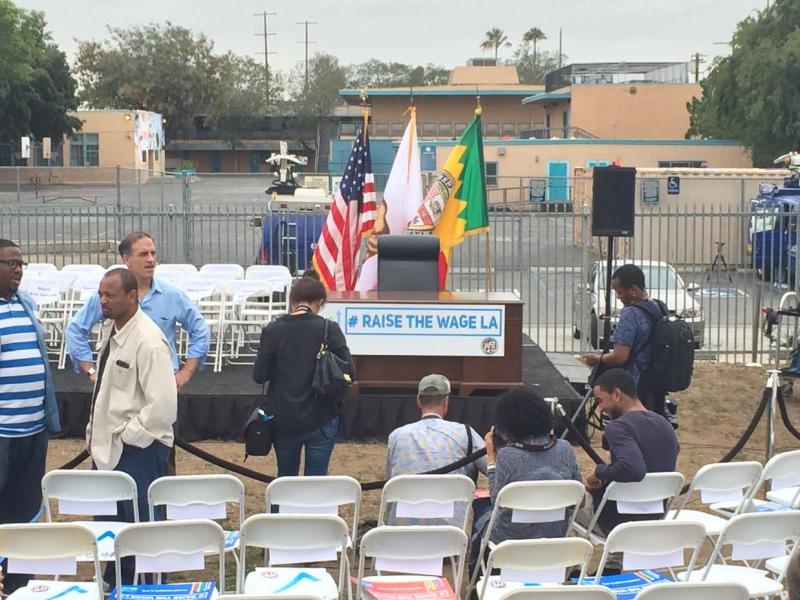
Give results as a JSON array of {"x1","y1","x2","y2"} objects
[
  {"x1": 312, "y1": 319, "x2": 353, "y2": 408},
  {"x1": 243, "y1": 407, "x2": 274, "y2": 460}
]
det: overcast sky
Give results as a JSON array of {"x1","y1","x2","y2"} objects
[{"x1": 19, "y1": 0, "x2": 764, "y2": 77}]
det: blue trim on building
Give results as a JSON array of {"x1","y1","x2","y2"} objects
[
  {"x1": 417, "y1": 138, "x2": 744, "y2": 147},
  {"x1": 340, "y1": 88, "x2": 542, "y2": 97},
  {"x1": 522, "y1": 92, "x2": 572, "y2": 105}
]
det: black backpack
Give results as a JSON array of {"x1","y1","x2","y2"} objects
[{"x1": 631, "y1": 299, "x2": 695, "y2": 392}]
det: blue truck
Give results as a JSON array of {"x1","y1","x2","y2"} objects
[{"x1": 748, "y1": 154, "x2": 800, "y2": 284}]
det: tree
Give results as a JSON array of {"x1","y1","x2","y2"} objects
[
  {"x1": 522, "y1": 27, "x2": 547, "y2": 71},
  {"x1": 480, "y1": 28, "x2": 511, "y2": 61},
  {"x1": 75, "y1": 23, "x2": 285, "y2": 138},
  {"x1": 0, "y1": 1, "x2": 80, "y2": 144},
  {"x1": 687, "y1": 0, "x2": 800, "y2": 165},
  {"x1": 346, "y1": 60, "x2": 450, "y2": 88},
  {"x1": 513, "y1": 47, "x2": 564, "y2": 85}
]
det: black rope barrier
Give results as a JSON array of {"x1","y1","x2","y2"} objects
[
  {"x1": 778, "y1": 388, "x2": 800, "y2": 441},
  {"x1": 58, "y1": 449, "x2": 89, "y2": 470},
  {"x1": 49, "y1": 387, "x2": 776, "y2": 499}
]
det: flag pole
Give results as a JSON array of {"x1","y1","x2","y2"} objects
[
  {"x1": 360, "y1": 88, "x2": 369, "y2": 138},
  {"x1": 475, "y1": 95, "x2": 492, "y2": 293}
]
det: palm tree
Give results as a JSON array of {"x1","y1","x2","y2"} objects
[
  {"x1": 480, "y1": 28, "x2": 511, "y2": 61},
  {"x1": 523, "y1": 27, "x2": 547, "y2": 69}
]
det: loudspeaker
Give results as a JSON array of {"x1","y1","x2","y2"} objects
[{"x1": 591, "y1": 166, "x2": 636, "y2": 237}]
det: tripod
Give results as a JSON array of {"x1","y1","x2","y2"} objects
[{"x1": 706, "y1": 240, "x2": 733, "y2": 283}]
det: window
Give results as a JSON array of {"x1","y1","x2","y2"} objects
[
  {"x1": 340, "y1": 122, "x2": 357, "y2": 136},
  {"x1": 438, "y1": 122, "x2": 453, "y2": 137},
  {"x1": 390, "y1": 123, "x2": 404, "y2": 137},
  {"x1": 484, "y1": 122, "x2": 500, "y2": 137},
  {"x1": 422, "y1": 122, "x2": 437, "y2": 137},
  {"x1": 454, "y1": 122, "x2": 467, "y2": 136},
  {"x1": 485, "y1": 161, "x2": 498, "y2": 187},
  {"x1": 69, "y1": 133, "x2": 99, "y2": 167},
  {"x1": 657, "y1": 160, "x2": 707, "y2": 168},
  {"x1": 586, "y1": 160, "x2": 609, "y2": 168},
  {"x1": 501, "y1": 123, "x2": 516, "y2": 137},
  {"x1": 374, "y1": 123, "x2": 390, "y2": 137}
]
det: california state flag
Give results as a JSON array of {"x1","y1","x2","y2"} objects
[{"x1": 355, "y1": 109, "x2": 423, "y2": 291}]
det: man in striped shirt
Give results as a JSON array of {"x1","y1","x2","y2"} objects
[{"x1": 0, "y1": 239, "x2": 62, "y2": 592}]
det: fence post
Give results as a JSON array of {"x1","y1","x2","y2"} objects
[
  {"x1": 115, "y1": 165, "x2": 122, "y2": 244},
  {"x1": 751, "y1": 278, "x2": 762, "y2": 364},
  {"x1": 182, "y1": 171, "x2": 192, "y2": 263},
  {"x1": 15, "y1": 166, "x2": 20, "y2": 203}
]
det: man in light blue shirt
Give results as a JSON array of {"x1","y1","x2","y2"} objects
[
  {"x1": 66, "y1": 232, "x2": 210, "y2": 390},
  {"x1": 386, "y1": 374, "x2": 487, "y2": 480}
]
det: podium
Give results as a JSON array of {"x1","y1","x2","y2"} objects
[{"x1": 324, "y1": 291, "x2": 523, "y2": 396}]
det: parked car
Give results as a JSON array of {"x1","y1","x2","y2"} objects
[{"x1": 572, "y1": 260, "x2": 705, "y2": 349}]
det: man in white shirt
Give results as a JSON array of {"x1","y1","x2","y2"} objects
[{"x1": 87, "y1": 268, "x2": 177, "y2": 584}]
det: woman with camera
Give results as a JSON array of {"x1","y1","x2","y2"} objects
[
  {"x1": 471, "y1": 387, "x2": 582, "y2": 564},
  {"x1": 252, "y1": 270, "x2": 355, "y2": 477}
]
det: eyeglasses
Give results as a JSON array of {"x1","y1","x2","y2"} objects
[{"x1": 0, "y1": 260, "x2": 27, "y2": 269}]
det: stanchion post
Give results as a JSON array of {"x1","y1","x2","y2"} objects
[{"x1": 767, "y1": 369, "x2": 780, "y2": 460}]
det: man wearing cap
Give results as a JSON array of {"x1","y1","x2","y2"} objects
[{"x1": 385, "y1": 374, "x2": 487, "y2": 481}]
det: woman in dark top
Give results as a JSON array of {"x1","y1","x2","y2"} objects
[{"x1": 253, "y1": 271, "x2": 355, "y2": 477}]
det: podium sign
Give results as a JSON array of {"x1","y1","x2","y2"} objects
[{"x1": 322, "y1": 302, "x2": 505, "y2": 357}]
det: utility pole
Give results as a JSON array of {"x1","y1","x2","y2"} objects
[
  {"x1": 254, "y1": 10, "x2": 276, "y2": 111},
  {"x1": 297, "y1": 20, "x2": 317, "y2": 92},
  {"x1": 692, "y1": 52, "x2": 706, "y2": 83},
  {"x1": 558, "y1": 28, "x2": 563, "y2": 69}
]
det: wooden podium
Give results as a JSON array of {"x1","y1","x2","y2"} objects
[{"x1": 326, "y1": 291, "x2": 523, "y2": 396}]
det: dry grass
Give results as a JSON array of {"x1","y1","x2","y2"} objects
[{"x1": 42, "y1": 362, "x2": 800, "y2": 589}]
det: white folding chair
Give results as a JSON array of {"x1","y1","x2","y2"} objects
[
  {"x1": 113, "y1": 519, "x2": 226, "y2": 592},
  {"x1": 61, "y1": 264, "x2": 106, "y2": 278},
  {"x1": 220, "y1": 280, "x2": 275, "y2": 366},
  {"x1": 636, "y1": 581, "x2": 750, "y2": 599},
  {"x1": 24, "y1": 272, "x2": 76, "y2": 368},
  {"x1": 573, "y1": 472, "x2": 685, "y2": 546},
  {"x1": 595, "y1": 520, "x2": 705, "y2": 580},
  {"x1": 498, "y1": 588, "x2": 615, "y2": 600},
  {"x1": 148, "y1": 475, "x2": 245, "y2": 588},
  {"x1": 245, "y1": 265, "x2": 293, "y2": 314},
  {"x1": 41, "y1": 470, "x2": 139, "y2": 563},
  {"x1": 155, "y1": 263, "x2": 198, "y2": 285},
  {"x1": 179, "y1": 275, "x2": 226, "y2": 372},
  {"x1": 667, "y1": 461, "x2": 762, "y2": 538},
  {"x1": 24, "y1": 262, "x2": 58, "y2": 277},
  {"x1": 677, "y1": 511, "x2": 800, "y2": 598},
  {"x1": 377, "y1": 474, "x2": 476, "y2": 531},
  {"x1": 478, "y1": 538, "x2": 594, "y2": 600},
  {"x1": 200, "y1": 263, "x2": 245, "y2": 281},
  {"x1": 712, "y1": 450, "x2": 800, "y2": 517},
  {"x1": 239, "y1": 514, "x2": 349, "y2": 600},
  {"x1": 0, "y1": 523, "x2": 104, "y2": 600},
  {"x1": 266, "y1": 476, "x2": 362, "y2": 549},
  {"x1": 468, "y1": 480, "x2": 585, "y2": 595},
  {"x1": 357, "y1": 526, "x2": 468, "y2": 600}
]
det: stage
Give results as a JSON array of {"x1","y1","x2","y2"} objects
[{"x1": 53, "y1": 341, "x2": 582, "y2": 442}]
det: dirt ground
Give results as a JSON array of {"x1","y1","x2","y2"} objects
[{"x1": 42, "y1": 362, "x2": 800, "y2": 589}]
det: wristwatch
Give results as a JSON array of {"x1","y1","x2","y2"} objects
[{"x1": 86, "y1": 367, "x2": 96, "y2": 378}]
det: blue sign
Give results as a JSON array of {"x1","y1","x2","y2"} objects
[
  {"x1": 667, "y1": 176, "x2": 680, "y2": 195},
  {"x1": 109, "y1": 583, "x2": 215, "y2": 600},
  {"x1": 577, "y1": 570, "x2": 672, "y2": 600}
]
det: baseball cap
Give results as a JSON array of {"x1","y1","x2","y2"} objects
[{"x1": 418, "y1": 373, "x2": 451, "y2": 395}]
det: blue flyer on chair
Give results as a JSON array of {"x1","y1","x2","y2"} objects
[
  {"x1": 109, "y1": 582, "x2": 216, "y2": 600},
  {"x1": 573, "y1": 570, "x2": 672, "y2": 599}
]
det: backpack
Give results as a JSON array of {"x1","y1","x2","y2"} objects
[{"x1": 631, "y1": 299, "x2": 695, "y2": 392}]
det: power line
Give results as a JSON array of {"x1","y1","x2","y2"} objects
[
  {"x1": 254, "y1": 10, "x2": 277, "y2": 111},
  {"x1": 296, "y1": 20, "x2": 317, "y2": 92}
]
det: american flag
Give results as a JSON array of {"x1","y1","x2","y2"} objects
[{"x1": 312, "y1": 130, "x2": 376, "y2": 290}]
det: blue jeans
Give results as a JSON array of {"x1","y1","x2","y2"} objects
[
  {"x1": 273, "y1": 417, "x2": 339, "y2": 477},
  {"x1": 0, "y1": 430, "x2": 48, "y2": 593},
  {"x1": 95, "y1": 441, "x2": 171, "y2": 585}
]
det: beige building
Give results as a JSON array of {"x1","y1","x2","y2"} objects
[{"x1": 340, "y1": 63, "x2": 545, "y2": 140}]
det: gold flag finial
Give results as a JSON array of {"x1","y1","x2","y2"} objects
[{"x1": 475, "y1": 90, "x2": 482, "y2": 116}]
